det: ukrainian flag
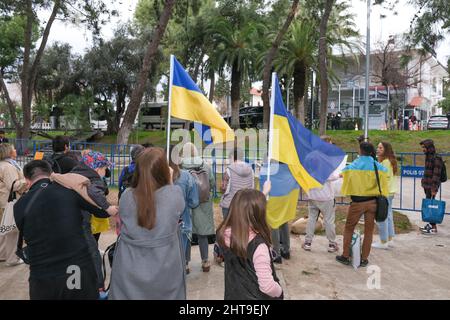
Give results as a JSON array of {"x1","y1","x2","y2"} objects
[
  {"x1": 259, "y1": 163, "x2": 300, "y2": 229},
  {"x1": 170, "y1": 56, "x2": 234, "y2": 143},
  {"x1": 270, "y1": 74, "x2": 346, "y2": 192}
]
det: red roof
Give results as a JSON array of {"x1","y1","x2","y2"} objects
[{"x1": 409, "y1": 96, "x2": 423, "y2": 108}]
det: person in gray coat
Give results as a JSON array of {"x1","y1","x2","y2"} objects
[
  {"x1": 180, "y1": 142, "x2": 215, "y2": 273},
  {"x1": 109, "y1": 148, "x2": 186, "y2": 300}
]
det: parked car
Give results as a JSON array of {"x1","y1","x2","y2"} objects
[
  {"x1": 427, "y1": 115, "x2": 449, "y2": 130},
  {"x1": 224, "y1": 106, "x2": 264, "y2": 129}
]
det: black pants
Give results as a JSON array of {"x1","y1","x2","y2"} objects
[
  {"x1": 29, "y1": 263, "x2": 98, "y2": 300},
  {"x1": 424, "y1": 189, "x2": 437, "y2": 228}
]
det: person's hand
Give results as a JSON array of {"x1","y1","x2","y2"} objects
[
  {"x1": 169, "y1": 167, "x2": 174, "y2": 184},
  {"x1": 106, "y1": 205, "x2": 119, "y2": 216},
  {"x1": 262, "y1": 180, "x2": 271, "y2": 196}
]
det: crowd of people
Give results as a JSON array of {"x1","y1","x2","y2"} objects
[{"x1": 0, "y1": 134, "x2": 445, "y2": 300}]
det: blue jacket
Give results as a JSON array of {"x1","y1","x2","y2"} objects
[{"x1": 174, "y1": 170, "x2": 199, "y2": 237}]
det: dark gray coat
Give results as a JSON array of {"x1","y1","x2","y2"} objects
[{"x1": 109, "y1": 185, "x2": 186, "y2": 300}]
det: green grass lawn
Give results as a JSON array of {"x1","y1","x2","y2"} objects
[{"x1": 6, "y1": 129, "x2": 449, "y2": 154}]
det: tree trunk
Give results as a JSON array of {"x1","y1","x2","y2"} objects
[
  {"x1": 318, "y1": 0, "x2": 334, "y2": 136},
  {"x1": 262, "y1": 0, "x2": 300, "y2": 129},
  {"x1": 230, "y1": 62, "x2": 241, "y2": 129},
  {"x1": 0, "y1": 74, "x2": 20, "y2": 128},
  {"x1": 117, "y1": 0, "x2": 175, "y2": 145},
  {"x1": 209, "y1": 70, "x2": 215, "y2": 103},
  {"x1": 293, "y1": 61, "x2": 306, "y2": 124},
  {"x1": 18, "y1": 0, "x2": 60, "y2": 145}
]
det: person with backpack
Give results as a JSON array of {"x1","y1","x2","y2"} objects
[
  {"x1": 118, "y1": 145, "x2": 145, "y2": 200},
  {"x1": 168, "y1": 145, "x2": 200, "y2": 275},
  {"x1": 419, "y1": 139, "x2": 446, "y2": 234},
  {"x1": 13, "y1": 160, "x2": 111, "y2": 300},
  {"x1": 44, "y1": 136, "x2": 78, "y2": 174},
  {"x1": 216, "y1": 184, "x2": 284, "y2": 300},
  {"x1": 51, "y1": 151, "x2": 118, "y2": 298},
  {"x1": 109, "y1": 148, "x2": 186, "y2": 299},
  {"x1": 180, "y1": 142, "x2": 215, "y2": 273},
  {"x1": 220, "y1": 148, "x2": 255, "y2": 219},
  {"x1": 372, "y1": 141, "x2": 398, "y2": 249}
]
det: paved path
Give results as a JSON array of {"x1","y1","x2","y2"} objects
[{"x1": 1, "y1": 210, "x2": 449, "y2": 300}]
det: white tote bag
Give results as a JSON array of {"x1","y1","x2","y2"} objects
[{"x1": 0, "y1": 181, "x2": 17, "y2": 235}]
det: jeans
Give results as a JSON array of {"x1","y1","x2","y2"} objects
[
  {"x1": 305, "y1": 199, "x2": 336, "y2": 243},
  {"x1": 272, "y1": 223, "x2": 290, "y2": 255},
  {"x1": 222, "y1": 207, "x2": 229, "y2": 220},
  {"x1": 186, "y1": 235, "x2": 209, "y2": 263},
  {"x1": 376, "y1": 196, "x2": 395, "y2": 242},
  {"x1": 424, "y1": 189, "x2": 437, "y2": 228}
]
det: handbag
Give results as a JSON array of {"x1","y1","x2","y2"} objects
[
  {"x1": 373, "y1": 163, "x2": 389, "y2": 222},
  {"x1": 0, "y1": 181, "x2": 17, "y2": 235},
  {"x1": 421, "y1": 198, "x2": 446, "y2": 224}
]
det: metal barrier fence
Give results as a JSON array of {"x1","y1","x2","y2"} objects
[{"x1": 9, "y1": 139, "x2": 449, "y2": 214}]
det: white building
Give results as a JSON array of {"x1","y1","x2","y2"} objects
[{"x1": 327, "y1": 49, "x2": 448, "y2": 129}]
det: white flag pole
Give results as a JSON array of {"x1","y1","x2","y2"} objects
[
  {"x1": 166, "y1": 54, "x2": 174, "y2": 161},
  {"x1": 265, "y1": 72, "x2": 276, "y2": 198}
]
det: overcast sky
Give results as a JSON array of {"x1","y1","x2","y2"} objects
[{"x1": 40, "y1": 0, "x2": 450, "y2": 65}]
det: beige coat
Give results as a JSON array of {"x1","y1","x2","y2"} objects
[
  {"x1": 50, "y1": 173, "x2": 100, "y2": 208},
  {"x1": 0, "y1": 160, "x2": 27, "y2": 209}
]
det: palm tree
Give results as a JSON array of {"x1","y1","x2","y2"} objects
[
  {"x1": 210, "y1": 17, "x2": 262, "y2": 128},
  {"x1": 274, "y1": 1, "x2": 360, "y2": 126},
  {"x1": 275, "y1": 20, "x2": 316, "y2": 124}
]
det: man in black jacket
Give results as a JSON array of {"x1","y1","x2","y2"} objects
[
  {"x1": 44, "y1": 136, "x2": 78, "y2": 173},
  {"x1": 14, "y1": 160, "x2": 110, "y2": 300}
]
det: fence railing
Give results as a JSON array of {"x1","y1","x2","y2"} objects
[{"x1": 9, "y1": 139, "x2": 449, "y2": 215}]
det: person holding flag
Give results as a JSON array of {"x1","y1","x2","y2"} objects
[{"x1": 264, "y1": 73, "x2": 346, "y2": 261}]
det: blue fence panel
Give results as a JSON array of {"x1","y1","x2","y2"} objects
[{"x1": 6, "y1": 139, "x2": 450, "y2": 214}]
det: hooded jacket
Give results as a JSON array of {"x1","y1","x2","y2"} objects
[
  {"x1": 220, "y1": 161, "x2": 255, "y2": 209},
  {"x1": 420, "y1": 139, "x2": 443, "y2": 193}
]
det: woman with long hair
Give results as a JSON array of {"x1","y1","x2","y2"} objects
[
  {"x1": 216, "y1": 183, "x2": 283, "y2": 300},
  {"x1": 109, "y1": 148, "x2": 186, "y2": 299},
  {"x1": 372, "y1": 141, "x2": 398, "y2": 249}
]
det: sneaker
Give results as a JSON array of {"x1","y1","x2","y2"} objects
[
  {"x1": 302, "y1": 241, "x2": 312, "y2": 251},
  {"x1": 214, "y1": 255, "x2": 224, "y2": 265},
  {"x1": 186, "y1": 265, "x2": 190, "y2": 275},
  {"x1": 422, "y1": 227, "x2": 437, "y2": 235},
  {"x1": 359, "y1": 259, "x2": 369, "y2": 267},
  {"x1": 335, "y1": 255, "x2": 350, "y2": 266},
  {"x1": 387, "y1": 239, "x2": 395, "y2": 248},
  {"x1": 328, "y1": 242, "x2": 339, "y2": 253},
  {"x1": 273, "y1": 256, "x2": 282, "y2": 264},
  {"x1": 419, "y1": 223, "x2": 432, "y2": 232},
  {"x1": 201, "y1": 260, "x2": 211, "y2": 272},
  {"x1": 280, "y1": 250, "x2": 290, "y2": 260},
  {"x1": 371, "y1": 241, "x2": 389, "y2": 250},
  {"x1": 5, "y1": 259, "x2": 24, "y2": 267}
]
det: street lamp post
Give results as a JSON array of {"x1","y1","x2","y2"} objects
[{"x1": 364, "y1": 0, "x2": 371, "y2": 141}]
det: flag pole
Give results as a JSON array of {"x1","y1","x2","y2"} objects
[
  {"x1": 266, "y1": 72, "x2": 277, "y2": 196},
  {"x1": 166, "y1": 54, "x2": 174, "y2": 161}
]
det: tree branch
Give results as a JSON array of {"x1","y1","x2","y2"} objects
[{"x1": 0, "y1": 74, "x2": 20, "y2": 128}]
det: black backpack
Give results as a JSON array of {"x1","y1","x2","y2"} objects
[
  {"x1": 118, "y1": 166, "x2": 134, "y2": 199},
  {"x1": 437, "y1": 156, "x2": 447, "y2": 183},
  {"x1": 43, "y1": 154, "x2": 63, "y2": 174}
]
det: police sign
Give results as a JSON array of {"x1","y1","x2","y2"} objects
[{"x1": 401, "y1": 166, "x2": 424, "y2": 178}]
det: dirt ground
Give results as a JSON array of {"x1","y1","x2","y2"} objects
[{"x1": 1, "y1": 205, "x2": 449, "y2": 300}]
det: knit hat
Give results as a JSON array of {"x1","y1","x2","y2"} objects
[
  {"x1": 130, "y1": 145, "x2": 145, "y2": 161},
  {"x1": 81, "y1": 151, "x2": 112, "y2": 170}
]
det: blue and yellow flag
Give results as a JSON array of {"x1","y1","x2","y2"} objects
[
  {"x1": 270, "y1": 74, "x2": 346, "y2": 192},
  {"x1": 170, "y1": 56, "x2": 234, "y2": 143},
  {"x1": 259, "y1": 163, "x2": 300, "y2": 229}
]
